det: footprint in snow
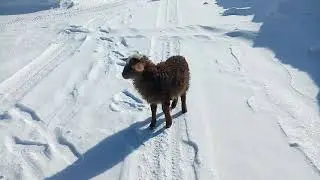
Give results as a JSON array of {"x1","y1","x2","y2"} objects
[
  {"x1": 110, "y1": 89, "x2": 146, "y2": 112},
  {"x1": 64, "y1": 25, "x2": 90, "y2": 34},
  {"x1": 0, "y1": 111, "x2": 11, "y2": 120}
]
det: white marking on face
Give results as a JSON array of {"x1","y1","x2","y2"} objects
[{"x1": 126, "y1": 54, "x2": 145, "y2": 64}]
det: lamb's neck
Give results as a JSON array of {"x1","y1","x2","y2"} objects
[{"x1": 144, "y1": 60, "x2": 156, "y2": 69}]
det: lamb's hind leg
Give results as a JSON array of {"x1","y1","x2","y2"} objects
[
  {"x1": 181, "y1": 92, "x2": 187, "y2": 113},
  {"x1": 150, "y1": 103, "x2": 157, "y2": 129},
  {"x1": 162, "y1": 100, "x2": 172, "y2": 128}
]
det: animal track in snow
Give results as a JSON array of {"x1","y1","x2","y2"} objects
[
  {"x1": 55, "y1": 127, "x2": 82, "y2": 159},
  {"x1": 13, "y1": 136, "x2": 51, "y2": 159},
  {"x1": 110, "y1": 89, "x2": 145, "y2": 112},
  {"x1": 64, "y1": 25, "x2": 90, "y2": 34},
  {"x1": 246, "y1": 96, "x2": 256, "y2": 112},
  {"x1": 0, "y1": 111, "x2": 11, "y2": 120},
  {"x1": 112, "y1": 50, "x2": 125, "y2": 58},
  {"x1": 15, "y1": 103, "x2": 42, "y2": 122},
  {"x1": 100, "y1": 37, "x2": 114, "y2": 42},
  {"x1": 99, "y1": 27, "x2": 111, "y2": 34},
  {"x1": 120, "y1": 37, "x2": 129, "y2": 47},
  {"x1": 4, "y1": 135, "x2": 51, "y2": 179},
  {"x1": 192, "y1": 35, "x2": 212, "y2": 41},
  {"x1": 122, "y1": 89, "x2": 144, "y2": 104},
  {"x1": 197, "y1": 25, "x2": 220, "y2": 33}
]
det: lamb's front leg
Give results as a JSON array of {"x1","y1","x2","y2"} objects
[
  {"x1": 171, "y1": 98, "x2": 178, "y2": 110},
  {"x1": 181, "y1": 92, "x2": 187, "y2": 113},
  {"x1": 162, "y1": 100, "x2": 172, "y2": 128},
  {"x1": 150, "y1": 103, "x2": 157, "y2": 129}
]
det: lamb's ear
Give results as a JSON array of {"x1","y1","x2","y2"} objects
[{"x1": 133, "y1": 62, "x2": 145, "y2": 72}]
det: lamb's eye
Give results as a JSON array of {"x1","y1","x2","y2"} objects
[{"x1": 131, "y1": 58, "x2": 138, "y2": 62}]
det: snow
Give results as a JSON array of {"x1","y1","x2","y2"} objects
[{"x1": 0, "y1": 0, "x2": 319, "y2": 179}]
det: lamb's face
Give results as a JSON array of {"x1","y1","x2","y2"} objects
[{"x1": 122, "y1": 54, "x2": 146, "y2": 79}]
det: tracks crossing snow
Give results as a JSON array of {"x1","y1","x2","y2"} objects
[
  {"x1": 1, "y1": 0, "x2": 319, "y2": 179},
  {"x1": 128, "y1": 0, "x2": 202, "y2": 180},
  {"x1": 0, "y1": 33, "x2": 85, "y2": 114},
  {"x1": 0, "y1": 3, "x2": 144, "y2": 179},
  {"x1": 0, "y1": 0, "x2": 143, "y2": 32}
]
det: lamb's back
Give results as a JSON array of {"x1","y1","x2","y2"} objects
[
  {"x1": 134, "y1": 56, "x2": 190, "y2": 103},
  {"x1": 156, "y1": 55, "x2": 189, "y2": 89}
]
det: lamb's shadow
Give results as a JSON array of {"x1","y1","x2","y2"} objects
[{"x1": 45, "y1": 111, "x2": 183, "y2": 180}]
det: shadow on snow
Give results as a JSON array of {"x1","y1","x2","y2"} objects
[
  {"x1": 45, "y1": 111, "x2": 184, "y2": 180},
  {"x1": 216, "y1": 0, "x2": 320, "y2": 110},
  {"x1": 0, "y1": 0, "x2": 59, "y2": 15}
]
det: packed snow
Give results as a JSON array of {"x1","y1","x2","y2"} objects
[{"x1": 0, "y1": 0, "x2": 319, "y2": 179}]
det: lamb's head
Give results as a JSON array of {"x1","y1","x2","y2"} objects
[{"x1": 121, "y1": 53, "x2": 149, "y2": 79}]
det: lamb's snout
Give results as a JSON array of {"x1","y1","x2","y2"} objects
[
  {"x1": 122, "y1": 65, "x2": 130, "y2": 79},
  {"x1": 122, "y1": 71, "x2": 129, "y2": 79}
]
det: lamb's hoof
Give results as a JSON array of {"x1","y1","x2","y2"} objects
[
  {"x1": 182, "y1": 109, "x2": 187, "y2": 113},
  {"x1": 149, "y1": 123, "x2": 156, "y2": 130},
  {"x1": 165, "y1": 123, "x2": 172, "y2": 129}
]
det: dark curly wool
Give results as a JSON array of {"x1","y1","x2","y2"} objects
[
  {"x1": 122, "y1": 54, "x2": 190, "y2": 129},
  {"x1": 133, "y1": 56, "x2": 190, "y2": 103}
]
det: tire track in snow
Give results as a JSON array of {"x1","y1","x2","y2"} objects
[
  {"x1": 161, "y1": 0, "x2": 202, "y2": 179},
  {"x1": 29, "y1": 4, "x2": 140, "y2": 171},
  {"x1": 132, "y1": 0, "x2": 181, "y2": 179},
  {"x1": 182, "y1": 114, "x2": 201, "y2": 180},
  {"x1": 276, "y1": 121, "x2": 320, "y2": 175},
  {"x1": 221, "y1": 41, "x2": 320, "y2": 174},
  {"x1": 0, "y1": 32, "x2": 86, "y2": 114},
  {"x1": 133, "y1": 0, "x2": 201, "y2": 179},
  {"x1": 228, "y1": 49, "x2": 320, "y2": 174},
  {"x1": 0, "y1": 0, "x2": 144, "y2": 31},
  {"x1": 99, "y1": 24, "x2": 225, "y2": 39},
  {"x1": 149, "y1": 0, "x2": 181, "y2": 62},
  {"x1": 43, "y1": 6, "x2": 136, "y2": 131},
  {"x1": 261, "y1": 83, "x2": 320, "y2": 174},
  {"x1": 278, "y1": 62, "x2": 317, "y2": 104},
  {"x1": 1, "y1": 5, "x2": 129, "y2": 133},
  {"x1": 141, "y1": 0, "x2": 183, "y2": 179}
]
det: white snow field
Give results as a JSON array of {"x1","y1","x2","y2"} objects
[{"x1": 0, "y1": 0, "x2": 320, "y2": 179}]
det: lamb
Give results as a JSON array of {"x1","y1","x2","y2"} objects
[{"x1": 121, "y1": 53, "x2": 190, "y2": 129}]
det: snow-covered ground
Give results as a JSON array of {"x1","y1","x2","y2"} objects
[{"x1": 0, "y1": 0, "x2": 319, "y2": 179}]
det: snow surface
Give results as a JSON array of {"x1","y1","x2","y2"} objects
[{"x1": 0, "y1": 0, "x2": 320, "y2": 179}]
